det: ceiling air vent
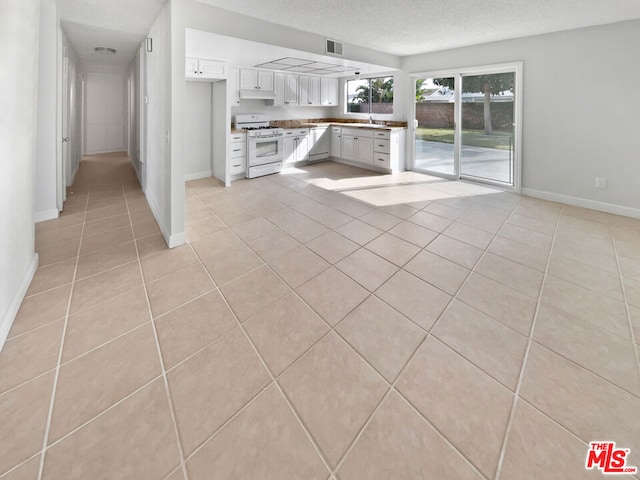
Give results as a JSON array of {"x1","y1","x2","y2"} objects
[{"x1": 326, "y1": 38, "x2": 343, "y2": 56}]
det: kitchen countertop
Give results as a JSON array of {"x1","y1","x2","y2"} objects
[
  {"x1": 300, "y1": 122, "x2": 406, "y2": 131},
  {"x1": 230, "y1": 120, "x2": 407, "y2": 133}
]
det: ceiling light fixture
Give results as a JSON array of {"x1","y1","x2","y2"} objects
[{"x1": 94, "y1": 47, "x2": 116, "y2": 54}]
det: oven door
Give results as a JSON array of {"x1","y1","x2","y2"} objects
[{"x1": 248, "y1": 136, "x2": 283, "y2": 166}]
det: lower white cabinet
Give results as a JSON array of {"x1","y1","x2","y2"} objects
[
  {"x1": 229, "y1": 132, "x2": 246, "y2": 175},
  {"x1": 331, "y1": 126, "x2": 406, "y2": 172},
  {"x1": 341, "y1": 128, "x2": 373, "y2": 165},
  {"x1": 283, "y1": 128, "x2": 310, "y2": 166},
  {"x1": 330, "y1": 127, "x2": 341, "y2": 158}
]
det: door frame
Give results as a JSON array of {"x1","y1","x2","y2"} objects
[{"x1": 409, "y1": 61, "x2": 523, "y2": 193}]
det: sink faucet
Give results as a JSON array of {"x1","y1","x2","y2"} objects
[{"x1": 368, "y1": 114, "x2": 373, "y2": 125}]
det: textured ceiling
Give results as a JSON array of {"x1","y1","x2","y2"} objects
[
  {"x1": 57, "y1": 0, "x2": 640, "y2": 70},
  {"x1": 196, "y1": 0, "x2": 640, "y2": 56}
]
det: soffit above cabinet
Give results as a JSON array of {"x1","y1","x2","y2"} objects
[{"x1": 186, "y1": 28, "x2": 397, "y2": 78}]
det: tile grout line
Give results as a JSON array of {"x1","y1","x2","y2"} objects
[
  {"x1": 610, "y1": 228, "x2": 640, "y2": 393},
  {"x1": 183, "y1": 229, "x2": 334, "y2": 476},
  {"x1": 492, "y1": 204, "x2": 563, "y2": 480},
  {"x1": 184, "y1": 170, "x2": 517, "y2": 477},
  {"x1": 328, "y1": 198, "x2": 523, "y2": 478},
  {"x1": 36, "y1": 185, "x2": 91, "y2": 480},
  {"x1": 122, "y1": 181, "x2": 190, "y2": 480}
]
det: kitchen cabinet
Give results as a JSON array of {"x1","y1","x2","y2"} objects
[
  {"x1": 341, "y1": 127, "x2": 373, "y2": 165},
  {"x1": 274, "y1": 72, "x2": 298, "y2": 106},
  {"x1": 283, "y1": 128, "x2": 310, "y2": 166},
  {"x1": 186, "y1": 57, "x2": 225, "y2": 80},
  {"x1": 239, "y1": 69, "x2": 274, "y2": 92},
  {"x1": 228, "y1": 68, "x2": 240, "y2": 106},
  {"x1": 330, "y1": 127, "x2": 341, "y2": 158},
  {"x1": 309, "y1": 127, "x2": 330, "y2": 162},
  {"x1": 320, "y1": 78, "x2": 339, "y2": 106},
  {"x1": 229, "y1": 132, "x2": 247, "y2": 176},
  {"x1": 371, "y1": 129, "x2": 406, "y2": 172},
  {"x1": 299, "y1": 75, "x2": 321, "y2": 106}
]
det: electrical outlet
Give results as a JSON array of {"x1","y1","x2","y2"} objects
[{"x1": 595, "y1": 177, "x2": 607, "y2": 188}]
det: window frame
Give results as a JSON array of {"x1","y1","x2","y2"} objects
[{"x1": 344, "y1": 75, "x2": 395, "y2": 117}]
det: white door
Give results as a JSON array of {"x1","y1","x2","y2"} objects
[{"x1": 61, "y1": 56, "x2": 70, "y2": 198}]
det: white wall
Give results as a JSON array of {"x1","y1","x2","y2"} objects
[
  {"x1": 185, "y1": 81, "x2": 212, "y2": 179},
  {"x1": 402, "y1": 20, "x2": 640, "y2": 215},
  {"x1": 35, "y1": 0, "x2": 59, "y2": 222},
  {"x1": 145, "y1": 2, "x2": 175, "y2": 246},
  {"x1": 85, "y1": 72, "x2": 126, "y2": 154},
  {"x1": 0, "y1": 0, "x2": 41, "y2": 350}
]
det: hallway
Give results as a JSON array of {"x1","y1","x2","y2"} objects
[{"x1": 1, "y1": 155, "x2": 640, "y2": 479}]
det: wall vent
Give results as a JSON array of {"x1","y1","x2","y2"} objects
[{"x1": 326, "y1": 38, "x2": 343, "y2": 56}]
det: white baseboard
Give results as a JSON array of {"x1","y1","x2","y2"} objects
[
  {"x1": 184, "y1": 170, "x2": 212, "y2": 181},
  {"x1": 144, "y1": 190, "x2": 186, "y2": 249},
  {"x1": 35, "y1": 208, "x2": 59, "y2": 223},
  {"x1": 168, "y1": 232, "x2": 186, "y2": 248},
  {"x1": 0, "y1": 253, "x2": 39, "y2": 352},
  {"x1": 521, "y1": 188, "x2": 640, "y2": 219}
]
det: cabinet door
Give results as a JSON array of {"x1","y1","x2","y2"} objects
[
  {"x1": 321, "y1": 78, "x2": 339, "y2": 106},
  {"x1": 356, "y1": 136, "x2": 374, "y2": 165},
  {"x1": 310, "y1": 128, "x2": 329, "y2": 156},
  {"x1": 199, "y1": 59, "x2": 225, "y2": 79},
  {"x1": 230, "y1": 68, "x2": 240, "y2": 105},
  {"x1": 285, "y1": 74, "x2": 298, "y2": 104},
  {"x1": 296, "y1": 134, "x2": 310, "y2": 161},
  {"x1": 185, "y1": 57, "x2": 199, "y2": 78},
  {"x1": 257, "y1": 71, "x2": 274, "y2": 91},
  {"x1": 283, "y1": 136, "x2": 296, "y2": 165},
  {"x1": 341, "y1": 135, "x2": 356, "y2": 161},
  {"x1": 331, "y1": 132, "x2": 341, "y2": 158},
  {"x1": 274, "y1": 73, "x2": 286, "y2": 105},
  {"x1": 298, "y1": 76, "x2": 310, "y2": 104},
  {"x1": 309, "y1": 76, "x2": 321, "y2": 105},
  {"x1": 239, "y1": 69, "x2": 258, "y2": 90}
]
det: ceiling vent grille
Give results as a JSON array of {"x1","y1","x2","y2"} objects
[{"x1": 326, "y1": 38, "x2": 343, "y2": 56}]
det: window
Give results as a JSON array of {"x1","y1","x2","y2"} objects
[{"x1": 346, "y1": 76, "x2": 393, "y2": 114}]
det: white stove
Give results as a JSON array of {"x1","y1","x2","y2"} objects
[
  {"x1": 234, "y1": 114, "x2": 284, "y2": 138},
  {"x1": 234, "y1": 115, "x2": 284, "y2": 178}
]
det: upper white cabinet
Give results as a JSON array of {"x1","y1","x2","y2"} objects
[
  {"x1": 274, "y1": 72, "x2": 298, "y2": 106},
  {"x1": 229, "y1": 68, "x2": 240, "y2": 106},
  {"x1": 239, "y1": 69, "x2": 274, "y2": 92},
  {"x1": 321, "y1": 78, "x2": 339, "y2": 106},
  {"x1": 186, "y1": 57, "x2": 225, "y2": 80},
  {"x1": 299, "y1": 75, "x2": 321, "y2": 106}
]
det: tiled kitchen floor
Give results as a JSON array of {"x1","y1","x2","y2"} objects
[{"x1": 1, "y1": 152, "x2": 640, "y2": 480}]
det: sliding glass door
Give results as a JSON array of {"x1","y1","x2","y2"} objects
[
  {"x1": 460, "y1": 72, "x2": 515, "y2": 184},
  {"x1": 412, "y1": 64, "x2": 520, "y2": 189},
  {"x1": 414, "y1": 76, "x2": 456, "y2": 177}
]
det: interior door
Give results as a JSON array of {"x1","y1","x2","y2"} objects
[{"x1": 413, "y1": 76, "x2": 458, "y2": 177}]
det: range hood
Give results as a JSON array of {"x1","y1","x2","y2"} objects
[{"x1": 239, "y1": 89, "x2": 276, "y2": 100}]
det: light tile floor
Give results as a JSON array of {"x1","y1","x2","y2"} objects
[{"x1": 1, "y1": 153, "x2": 640, "y2": 479}]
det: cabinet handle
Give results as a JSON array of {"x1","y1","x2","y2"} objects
[
  {"x1": 199, "y1": 71, "x2": 203, "y2": 74},
  {"x1": 233, "y1": 164, "x2": 241, "y2": 167},
  {"x1": 233, "y1": 149, "x2": 241, "y2": 152},
  {"x1": 378, "y1": 158, "x2": 385, "y2": 162},
  {"x1": 378, "y1": 144, "x2": 384, "y2": 147}
]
